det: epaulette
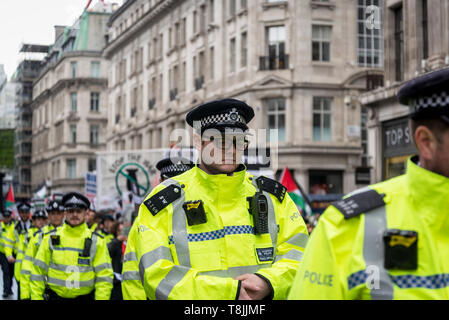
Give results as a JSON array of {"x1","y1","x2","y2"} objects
[
  {"x1": 33, "y1": 229, "x2": 42, "y2": 237},
  {"x1": 331, "y1": 189, "x2": 386, "y2": 219},
  {"x1": 44, "y1": 228, "x2": 58, "y2": 236},
  {"x1": 143, "y1": 184, "x2": 182, "y2": 216},
  {"x1": 254, "y1": 176, "x2": 287, "y2": 203},
  {"x1": 92, "y1": 231, "x2": 104, "y2": 239}
]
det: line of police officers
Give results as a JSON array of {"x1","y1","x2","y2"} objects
[{"x1": 1, "y1": 67, "x2": 448, "y2": 300}]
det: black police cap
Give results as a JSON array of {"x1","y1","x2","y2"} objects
[
  {"x1": 2, "y1": 207, "x2": 13, "y2": 217},
  {"x1": 156, "y1": 157, "x2": 195, "y2": 179},
  {"x1": 62, "y1": 192, "x2": 90, "y2": 210},
  {"x1": 186, "y1": 98, "x2": 255, "y2": 133},
  {"x1": 17, "y1": 202, "x2": 31, "y2": 212},
  {"x1": 32, "y1": 209, "x2": 48, "y2": 219},
  {"x1": 101, "y1": 214, "x2": 114, "y2": 223},
  {"x1": 46, "y1": 200, "x2": 62, "y2": 212},
  {"x1": 398, "y1": 67, "x2": 449, "y2": 124}
]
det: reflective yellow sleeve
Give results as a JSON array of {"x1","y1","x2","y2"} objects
[
  {"x1": 288, "y1": 206, "x2": 351, "y2": 300},
  {"x1": 254, "y1": 193, "x2": 309, "y2": 300},
  {"x1": 93, "y1": 237, "x2": 114, "y2": 300},
  {"x1": 122, "y1": 221, "x2": 147, "y2": 300},
  {"x1": 4, "y1": 227, "x2": 16, "y2": 258},
  {"x1": 20, "y1": 235, "x2": 38, "y2": 299},
  {"x1": 30, "y1": 235, "x2": 51, "y2": 300}
]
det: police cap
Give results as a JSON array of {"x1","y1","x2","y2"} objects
[
  {"x1": 156, "y1": 157, "x2": 195, "y2": 179},
  {"x1": 32, "y1": 209, "x2": 48, "y2": 219},
  {"x1": 398, "y1": 67, "x2": 449, "y2": 124},
  {"x1": 62, "y1": 192, "x2": 90, "y2": 210},
  {"x1": 101, "y1": 214, "x2": 114, "y2": 223},
  {"x1": 2, "y1": 207, "x2": 13, "y2": 217},
  {"x1": 186, "y1": 98, "x2": 255, "y2": 134},
  {"x1": 17, "y1": 202, "x2": 31, "y2": 212},
  {"x1": 46, "y1": 200, "x2": 62, "y2": 212}
]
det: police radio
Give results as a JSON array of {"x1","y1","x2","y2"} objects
[{"x1": 249, "y1": 180, "x2": 269, "y2": 235}]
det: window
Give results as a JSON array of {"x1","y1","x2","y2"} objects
[
  {"x1": 66, "y1": 159, "x2": 76, "y2": 179},
  {"x1": 357, "y1": 0, "x2": 383, "y2": 67},
  {"x1": 241, "y1": 32, "x2": 248, "y2": 68},
  {"x1": 90, "y1": 61, "x2": 100, "y2": 78},
  {"x1": 70, "y1": 61, "x2": 77, "y2": 78},
  {"x1": 90, "y1": 124, "x2": 99, "y2": 145},
  {"x1": 209, "y1": 0, "x2": 215, "y2": 23},
  {"x1": 265, "y1": 98, "x2": 286, "y2": 142},
  {"x1": 361, "y1": 106, "x2": 369, "y2": 167},
  {"x1": 230, "y1": 38, "x2": 236, "y2": 73},
  {"x1": 309, "y1": 170, "x2": 343, "y2": 195},
  {"x1": 312, "y1": 25, "x2": 332, "y2": 62},
  {"x1": 241, "y1": 0, "x2": 247, "y2": 9},
  {"x1": 69, "y1": 124, "x2": 77, "y2": 144},
  {"x1": 70, "y1": 92, "x2": 77, "y2": 112},
  {"x1": 313, "y1": 97, "x2": 332, "y2": 141},
  {"x1": 90, "y1": 92, "x2": 100, "y2": 112},
  {"x1": 193, "y1": 10, "x2": 198, "y2": 34},
  {"x1": 262, "y1": 25, "x2": 288, "y2": 70},
  {"x1": 209, "y1": 47, "x2": 215, "y2": 80},
  {"x1": 88, "y1": 158, "x2": 96, "y2": 172},
  {"x1": 394, "y1": 6, "x2": 404, "y2": 81}
]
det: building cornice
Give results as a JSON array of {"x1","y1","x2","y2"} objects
[{"x1": 103, "y1": 0, "x2": 178, "y2": 58}]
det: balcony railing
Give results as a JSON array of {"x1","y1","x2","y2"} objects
[
  {"x1": 194, "y1": 75, "x2": 204, "y2": 91},
  {"x1": 259, "y1": 54, "x2": 289, "y2": 71}
]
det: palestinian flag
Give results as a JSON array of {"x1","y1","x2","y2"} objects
[
  {"x1": 280, "y1": 167, "x2": 312, "y2": 216},
  {"x1": 5, "y1": 184, "x2": 15, "y2": 209}
]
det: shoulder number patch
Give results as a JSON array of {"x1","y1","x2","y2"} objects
[
  {"x1": 143, "y1": 184, "x2": 182, "y2": 216},
  {"x1": 255, "y1": 176, "x2": 287, "y2": 203},
  {"x1": 331, "y1": 189, "x2": 385, "y2": 219}
]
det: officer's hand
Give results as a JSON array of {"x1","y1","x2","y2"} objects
[
  {"x1": 235, "y1": 274, "x2": 271, "y2": 300},
  {"x1": 7, "y1": 256, "x2": 15, "y2": 264}
]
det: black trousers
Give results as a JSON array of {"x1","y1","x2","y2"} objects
[
  {"x1": 45, "y1": 288, "x2": 95, "y2": 301},
  {"x1": 0, "y1": 253, "x2": 14, "y2": 295}
]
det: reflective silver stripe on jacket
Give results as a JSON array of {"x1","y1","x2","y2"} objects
[
  {"x1": 274, "y1": 249, "x2": 303, "y2": 263},
  {"x1": 47, "y1": 276, "x2": 95, "y2": 288},
  {"x1": 363, "y1": 202, "x2": 393, "y2": 300},
  {"x1": 138, "y1": 246, "x2": 173, "y2": 284},
  {"x1": 163, "y1": 179, "x2": 189, "y2": 267},
  {"x1": 286, "y1": 232, "x2": 309, "y2": 249},
  {"x1": 155, "y1": 265, "x2": 190, "y2": 300},
  {"x1": 198, "y1": 265, "x2": 271, "y2": 278}
]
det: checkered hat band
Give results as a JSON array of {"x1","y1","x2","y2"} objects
[
  {"x1": 413, "y1": 91, "x2": 449, "y2": 111},
  {"x1": 160, "y1": 164, "x2": 192, "y2": 175},
  {"x1": 200, "y1": 111, "x2": 246, "y2": 128},
  {"x1": 348, "y1": 269, "x2": 449, "y2": 290}
]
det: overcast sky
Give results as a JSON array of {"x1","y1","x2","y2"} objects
[{"x1": 0, "y1": 0, "x2": 123, "y2": 80}]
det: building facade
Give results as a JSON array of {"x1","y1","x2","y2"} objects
[
  {"x1": 31, "y1": 7, "x2": 113, "y2": 194},
  {"x1": 361, "y1": 0, "x2": 449, "y2": 183},
  {"x1": 104, "y1": 0, "x2": 385, "y2": 195},
  {"x1": 11, "y1": 44, "x2": 49, "y2": 201}
]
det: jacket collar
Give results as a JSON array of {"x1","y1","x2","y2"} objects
[
  {"x1": 62, "y1": 220, "x2": 89, "y2": 237},
  {"x1": 406, "y1": 156, "x2": 449, "y2": 230},
  {"x1": 193, "y1": 164, "x2": 247, "y2": 193}
]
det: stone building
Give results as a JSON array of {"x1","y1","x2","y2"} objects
[
  {"x1": 104, "y1": 0, "x2": 384, "y2": 195},
  {"x1": 31, "y1": 5, "x2": 114, "y2": 194},
  {"x1": 361, "y1": 0, "x2": 449, "y2": 183}
]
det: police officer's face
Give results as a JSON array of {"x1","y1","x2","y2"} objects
[
  {"x1": 19, "y1": 211, "x2": 30, "y2": 222},
  {"x1": 199, "y1": 134, "x2": 247, "y2": 174},
  {"x1": 432, "y1": 128, "x2": 449, "y2": 178},
  {"x1": 65, "y1": 208, "x2": 87, "y2": 227},
  {"x1": 49, "y1": 211, "x2": 65, "y2": 227},
  {"x1": 35, "y1": 217, "x2": 46, "y2": 229}
]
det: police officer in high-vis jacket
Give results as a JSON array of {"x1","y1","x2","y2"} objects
[
  {"x1": 156, "y1": 157, "x2": 195, "y2": 182},
  {"x1": 122, "y1": 98, "x2": 309, "y2": 300},
  {"x1": 30, "y1": 192, "x2": 113, "y2": 300},
  {"x1": 288, "y1": 67, "x2": 449, "y2": 300},
  {"x1": 0, "y1": 208, "x2": 15, "y2": 298}
]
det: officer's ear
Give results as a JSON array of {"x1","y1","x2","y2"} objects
[
  {"x1": 193, "y1": 132, "x2": 202, "y2": 151},
  {"x1": 414, "y1": 125, "x2": 439, "y2": 163}
]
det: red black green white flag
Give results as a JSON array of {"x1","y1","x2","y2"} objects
[
  {"x1": 5, "y1": 184, "x2": 15, "y2": 209},
  {"x1": 279, "y1": 167, "x2": 312, "y2": 216}
]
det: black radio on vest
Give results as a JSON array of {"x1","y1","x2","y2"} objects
[{"x1": 251, "y1": 179, "x2": 269, "y2": 235}]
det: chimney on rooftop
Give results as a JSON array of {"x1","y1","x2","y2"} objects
[{"x1": 54, "y1": 25, "x2": 66, "y2": 41}]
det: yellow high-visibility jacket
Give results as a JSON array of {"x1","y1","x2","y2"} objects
[
  {"x1": 20, "y1": 225, "x2": 60, "y2": 299},
  {"x1": 30, "y1": 222, "x2": 113, "y2": 300},
  {"x1": 5, "y1": 221, "x2": 30, "y2": 282},
  {"x1": 288, "y1": 156, "x2": 449, "y2": 300},
  {"x1": 123, "y1": 165, "x2": 309, "y2": 300},
  {"x1": 1, "y1": 221, "x2": 15, "y2": 255}
]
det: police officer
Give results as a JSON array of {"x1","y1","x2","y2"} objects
[
  {"x1": 19, "y1": 208, "x2": 48, "y2": 300},
  {"x1": 86, "y1": 204, "x2": 98, "y2": 232},
  {"x1": 155, "y1": 157, "x2": 195, "y2": 182},
  {"x1": 5, "y1": 202, "x2": 32, "y2": 299},
  {"x1": 0, "y1": 208, "x2": 15, "y2": 298},
  {"x1": 45, "y1": 200, "x2": 65, "y2": 232},
  {"x1": 122, "y1": 98, "x2": 309, "y2": 300},
  {"x1": 30, "y1": 192, "x2": 113, "y2": 300},
  {"x1": 99, "y1": 214, "x2": 115, "y2": 245},
  {"x1": 288, "y1": 67, "x2": 449, "y2": 300}
]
